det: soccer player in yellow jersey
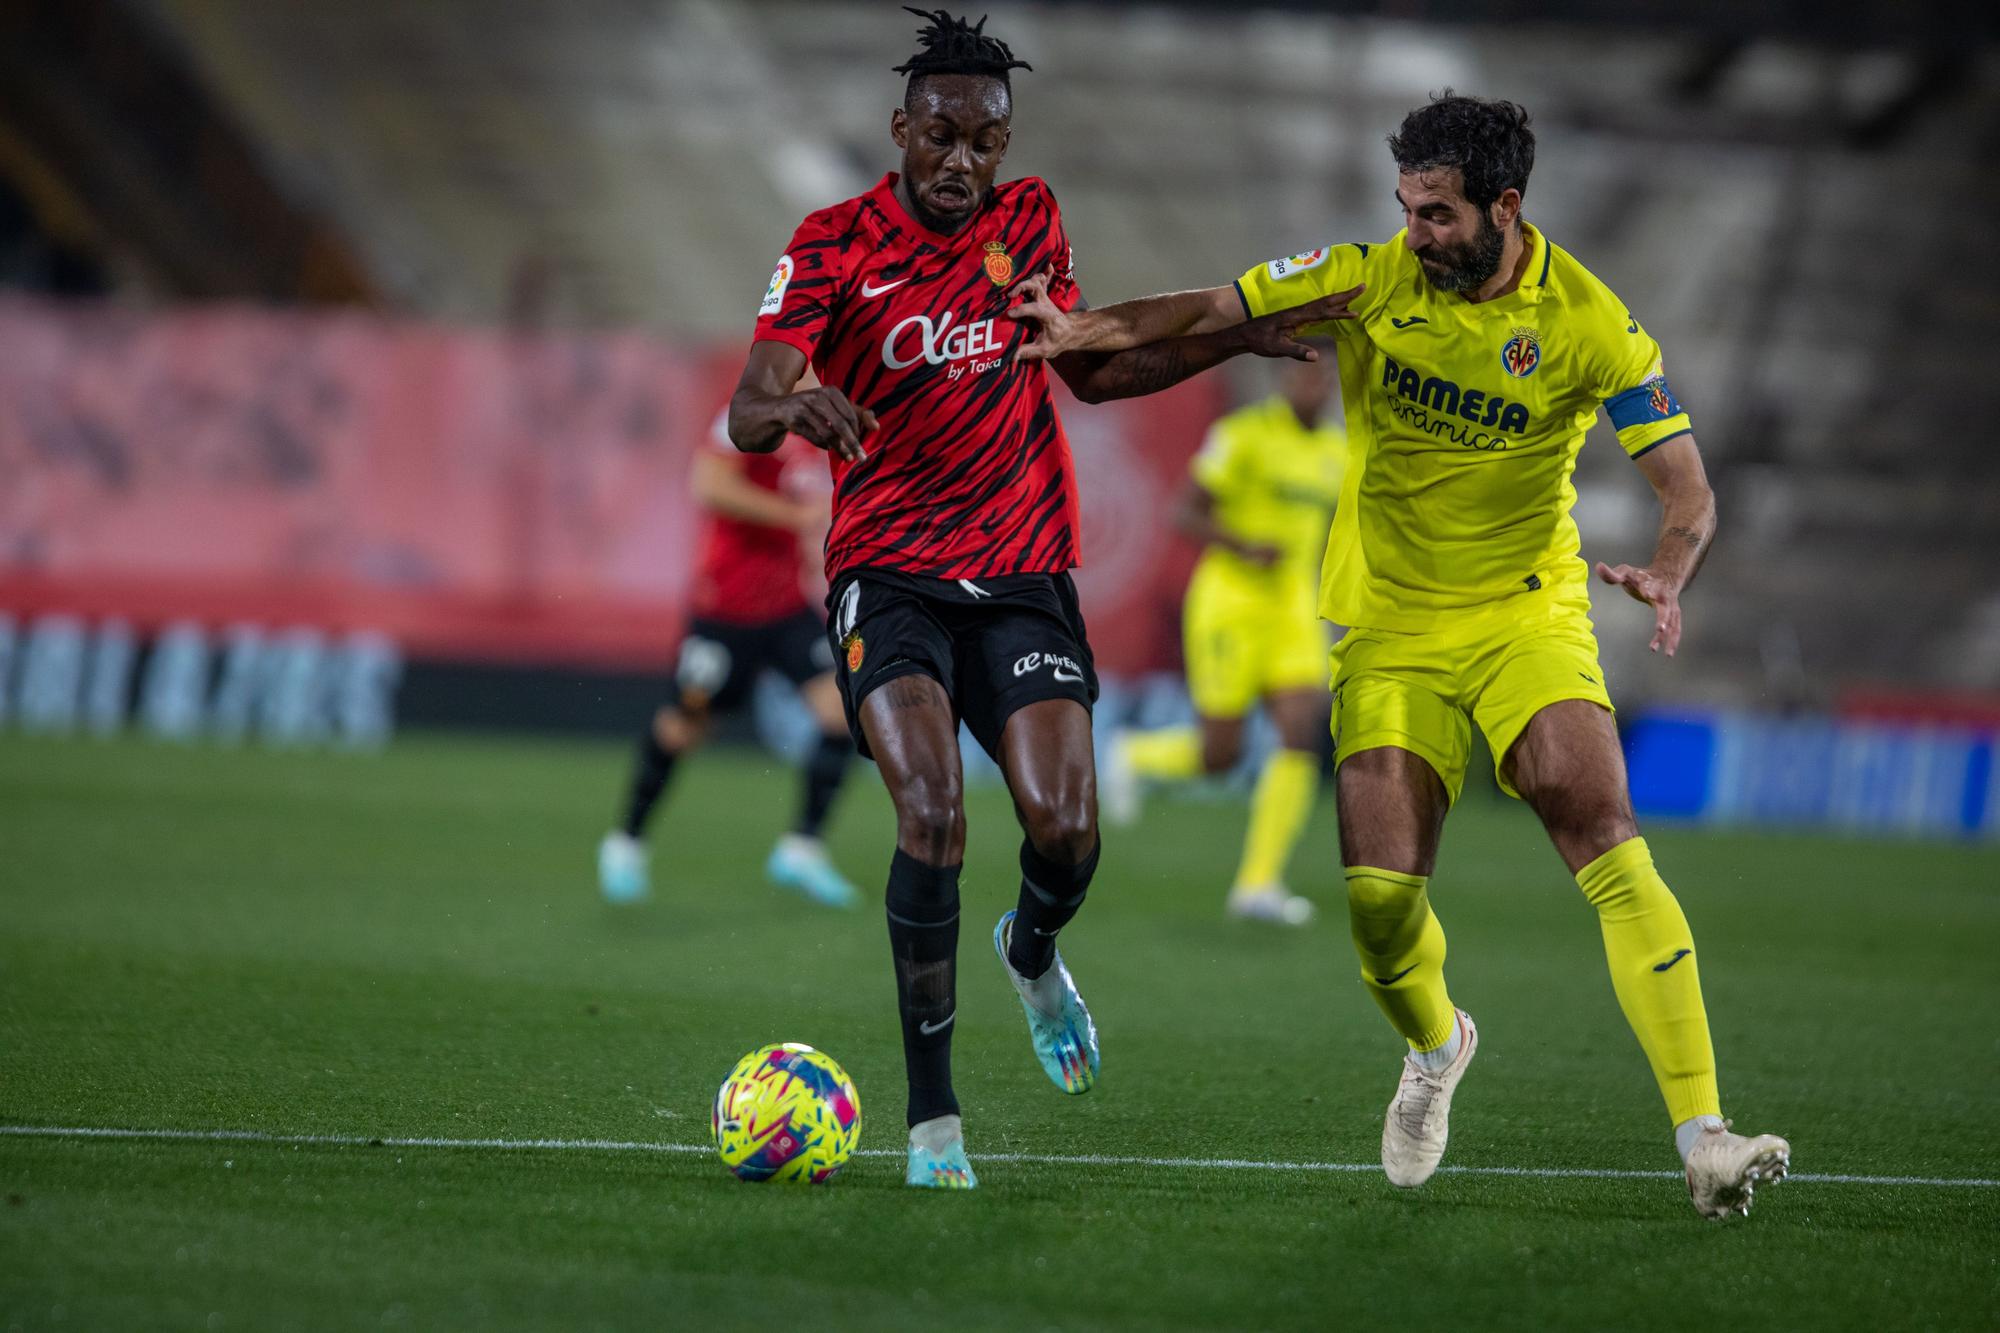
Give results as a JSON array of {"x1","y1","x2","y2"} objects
[
  {"x1": 1104, "y1": 353, "x2": 1346, "y2": 926},
  {"x1": 1007, "y1": 93, "x2": 1789, "y2": 1219}
]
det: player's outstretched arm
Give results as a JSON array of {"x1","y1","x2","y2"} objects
[
  {"x1": 1049, "y1": 290, "x2": 1359, "y2": 404},
  {"x1": 1595, "y1": 435, "x2": 1716, "y2": 657},
  {"x1": 728, "y1": 342, "x2": 877, "y2": 462},
  {"x1": 1008, "y1": 281, "x2": 1247, "y2": 361},
  {"x1": 1006, "y1": 274, "x2": 1362, "y2": 366}
]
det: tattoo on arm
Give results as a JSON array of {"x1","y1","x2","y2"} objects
[
  {"x1": 1095, "y1": 342, "x2": 1192, "y2": 397},
  {"x1": 1665, "y1": 525, "x2": 1704, "y2": 551}
]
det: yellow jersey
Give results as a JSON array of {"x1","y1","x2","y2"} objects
[
  {"x1": 1189, "y1": 395, "x2": 1347, "y2": 594},
  {"x1": 1236, "y1": 224, "x2": 1691, "y2": 632}
]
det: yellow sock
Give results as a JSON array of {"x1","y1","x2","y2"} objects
[
  {"x1": 1234, "y1": 748, "x2": 1318, "y2": 889},
  {"x1": 1576, "y1": 837, "x2": 1721, "y2": 1124},
  {"x1": 1121, "y1": 726, "x2": 1203, "y2": 781},
  {"x1": 1345, "y1": 867, "x2": 1456, "y2": 1052}
]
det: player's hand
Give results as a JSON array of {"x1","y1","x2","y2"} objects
[
  {"x1": 781, "y1": 386, "x2": 877, "y2": 463},
  {"x1": 1595, "y1": 561, "x2": 1683, "y2": 656},
  {"x1": 1236, "y1": 287, "x2": 1365, "y2": 361},
  {"x1": 1004, "y1": 269, "x2": 1087, "y2": 363},
  {"x1": 1236, "y1": 540, "x2": 1283, "y2": 568}
]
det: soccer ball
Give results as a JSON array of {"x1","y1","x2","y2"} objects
[{"x1": 711, "y1": 1042, "x2": 862, "y2": 1182}]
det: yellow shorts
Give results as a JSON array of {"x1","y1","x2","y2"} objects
[
  {"x1": 1184, "y1": 568, "x2": 1328, "y2": 720},
  {"x1": 1329, "y1": 583, "x2": 1613, "y2": 803}
]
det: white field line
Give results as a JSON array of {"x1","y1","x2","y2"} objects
[{"x1": 2, "y1": 1124, "x2": 1994, "y2": 1190}]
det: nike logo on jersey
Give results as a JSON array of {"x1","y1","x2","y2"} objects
[
  {"x1": 1653, "y1": 948, "x2": 1693, "y2": 973},
  {"x1": 918, "y1": 1010, "x2": 956, "y2": 1035},
  {"x1": 1053, "y1": 667, "x2": 1084, "y2": 684},
  {"x1": 862, "y1": 276, "x2": 911, "y2": 298},
  {"x1": 1626, "y1": 315, "x2": 1639, "y2": 333},
  {"x1": 1375, "y1": 963, "x2": 1419, "y2": 985},
  {"x1": 1391, "y1": 316, "x2": 1428, "y2": 329}
]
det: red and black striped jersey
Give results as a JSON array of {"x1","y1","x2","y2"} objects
[{"x1": 752, "y1": 172, "x2": 1083, "y2": 582}]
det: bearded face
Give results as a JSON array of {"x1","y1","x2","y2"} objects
[{"x1": 1413, "y1": 207, "x2": 1507, "y2": 293}]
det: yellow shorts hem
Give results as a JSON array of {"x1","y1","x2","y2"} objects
[
  {"x1": 1481, "y1": 689, "x2": 1615, "y2": 801},
  {"x1": 1332, "y1": 729, "x2": 1466, "y2": 807},
  {"x1": 1188, "y1": 690, "x2": 1255, "y2": 722}
]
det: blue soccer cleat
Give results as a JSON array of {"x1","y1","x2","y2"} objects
[
  {"x1": 994, "y1": 910, "x2": 1100, "y2": 1094},
  {"x1": 597, "y1": 831, "x2": 650, "y2": 904},
  {"x1": 765, "y1": 834, "x2": 861, "y2": 908},
  {"x1": 905, "y1": 1116, "x2": 977, "y2": 1190}
]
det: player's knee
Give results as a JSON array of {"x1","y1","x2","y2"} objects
[
  {"x1": 1345, "y1": 868, "x2": 1424, "y2": 921},
  {"x1": 653, "y1": 708, "x2": 698, "y2": 752},
  {"x1": 1535, "y1": 792, "x2": 1638, "y2": 863},
  {"x1": 892, "y1": 775, "x2": 964, "y2": 863},
  {"x1": 1019, "y1": 795, "x2": 1097, "y2": 864},
  {"x1": 1199, "y1": 733, "x2": 1241, "y2": 774}
]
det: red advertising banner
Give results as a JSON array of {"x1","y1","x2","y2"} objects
[{"x1": 0, "y1": 297, "x2": 1220, "y2": 674}]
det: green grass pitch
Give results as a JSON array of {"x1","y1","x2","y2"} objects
[{"x1": 2, "y1": 731, "x2": 1996, "y2": 1330}]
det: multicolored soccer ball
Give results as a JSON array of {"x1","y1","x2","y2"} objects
[{"x1": 711, "y1": 1043, "x2": 862, "y2": 1183}]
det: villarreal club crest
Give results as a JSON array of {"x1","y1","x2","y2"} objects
[
  {"x1": 1647, "y1": 377, "x2": 1672, "y2": 418},
  {"x1": 1501, "y1": 327, "x2": 1542, "y2": 378}
]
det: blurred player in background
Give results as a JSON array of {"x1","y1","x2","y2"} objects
[
  {"x1": 1007, "y1": 93, "x2": 1789, "y2": 1218},
  {"x1": 598, "y1": 402, "x2": 860, "y2": 909},
  {"x1": 1103, "y1": 349, "x2": 1346, "y2": 926},
  {"x1": 726, "y1": 8, "x2": 1355, "y2": 1189}
]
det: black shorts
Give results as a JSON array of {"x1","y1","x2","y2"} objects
[
  {"x1": 826, "y1": 569, "x2": 1099, "y2": 761},
  {"x1": 667, "y1": 608, "x2": 835, "y2": 714}
]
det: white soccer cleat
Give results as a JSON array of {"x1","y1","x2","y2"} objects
[
  {"x1": 994, "y1": 911, "x2": 1100, "y2": 1094},
  {"x1": 1225, "y1": 885, "x2": 1315, "y2": 926},
  {"x1": 597, "y1": 831, "x2": 649, "y2": 904},
  {"x1": 1381, "y1": 1009, "x2": 1478, "y2": 1188},
  {"x1": 1100, "y1": 730, "x2": 1142, "y2": 828},
  {"x1": 1684, "y1": 1121, "x2": 1790, "y2": 1220},
  {"x1": 905, "y1": 1115, "x2": 977, "y2": 1190}
]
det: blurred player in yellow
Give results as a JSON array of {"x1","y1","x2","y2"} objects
[
  {"x1": 1103, "y1": 351, "x2": 1345, "y2": 925},
  {"x1": 1006, "y1": 93, "x2": 1789, "y2": 1219}
]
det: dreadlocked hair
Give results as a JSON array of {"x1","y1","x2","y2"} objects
[{"x1": 892, "y1": 7, "x2": 1031, "y2": 102}]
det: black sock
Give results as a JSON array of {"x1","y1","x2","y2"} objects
[
  {"x1": 794, "y1": 733, "x2": 852, "y2": 839},
  {"x1": 885, "y1": 849, "x2": 961, "y2": 1128},
  {"x1": 619, "y1": 731, "x2": 677, "y2": 838},
  {"x1": 1008, "y1": 838, "x2": 1099, "y2": 980}
]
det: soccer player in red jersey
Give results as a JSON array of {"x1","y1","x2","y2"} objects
[
  {"x1": 727, "y1": 8, "x2": 1358, "y2": 1188},
  {"x1": 599, "y1": 406, "x2": 860, "y2": 910}
]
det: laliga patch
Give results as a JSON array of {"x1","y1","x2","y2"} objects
[
  {"x1": 844, "y1": 633, "x2": 865, "y2": 673},
  {"x1": 1500, "y1": 326, "x2": 1542, "y2": 378},
  {"x1": 1266, "y1": 248, "x2": 1329, "y2": 282},
  {"x1": 758, "y1": 254, "x2": 794, "y2": 316}
]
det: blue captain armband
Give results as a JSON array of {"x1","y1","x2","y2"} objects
[{"x1": 1605, "y1": 375, "x2": 1685, "y2": 431}]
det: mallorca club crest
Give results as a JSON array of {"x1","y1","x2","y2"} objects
[
  {"x1": 844, "y1": 633, "x2": 865, "y2": 673},
  {"x1": 1500, "y1": 326, "x2": 1542, "y2": 378},
  {"x1": 982, "y1": 241, "x2": 1014, "y2": 287}
]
